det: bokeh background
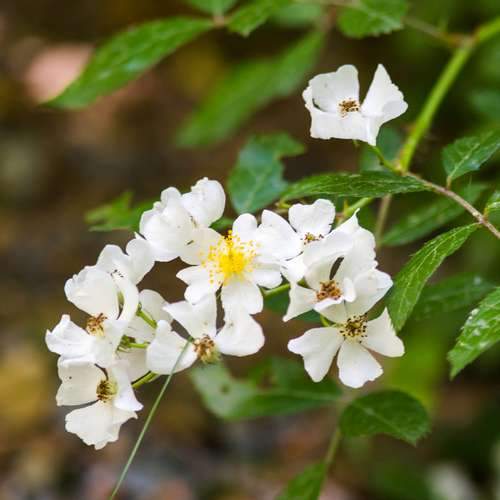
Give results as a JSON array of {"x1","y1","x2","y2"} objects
[{"x1": 1, "y1": 0, "x2": 500, "y2": 498}]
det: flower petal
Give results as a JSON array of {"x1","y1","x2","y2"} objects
[
  {"x1": 284, "y1": 284, "x2": 317, "y2": 322},
  {"x1": 146, "y1": 320, "x2": 197, "y2": 375},
  {"x1": 182, "y1": 178, "x2": 225, "y2": 227},
  {"x1": 258, "y1": 210, "x2": 302, "y2": 261},
  {"x1": 289, "y1": 199, "x2": 335, "y2": 238},
  {"x1": 109, "y1": 361, "x2": 143, "y2": 412},
  {"x1": 216, "y1": 309, "x2": 265, "y2": 356},
  {"x1": 362, "y1": 309, "x2": 404, "y2": 357},
  {"x1": 177, "y1": 265, "x2": 220, "y2": 304},
  {"x1": 288, "y1": 327, "x2": 344, "y2": 382},
  {"x1": 221, "y1": 278, "x2": 263, "y2": 315},
  {"x1": 46, "y1": 315, "x2": 94, "y2": 361},
  {"x1": 180, "y1": 227, "x2": 222, "y2": 266},
  {"x1": 232, "y1": 213, "x2": 258, "y2": 242},
  {"x1": 337, "y1": 340, "x2": 382, "y2": 388},
  {"x1": 56, "y1": 360, "x2": 103, "y2": 406}
]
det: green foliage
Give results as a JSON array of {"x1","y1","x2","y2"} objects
[
  {"x1": 485, "y1": 190, "x2": 500, "y2": 216},
  {"x1": 190, "y1": 358, "x2": 340, "y2": 420},
  {"x1": 183, "y1": 0, "x2": 238, "y2": 15},
  {"x1": 337, "y1": 0, "x2": 409, "y2": 38},
  {"x1": 412, "y1": 273, "x2": 496, "y2": 321},
  {"x1": 227, "y1": 133, "x2": 303, "y2": 214},
  {"x1": 85, "y1": 192, "x2": 153, "y2": 232},
  {"x1": 49, "y1": 18, "x2": 212, "y2": 108},
  {"x1": 448, "y1": 287, "x2": 500, "y2": 378},
  {"x1": 382, "y1": 183, "x2": 486, "y2": 246},
  {"x1": 359, "y1": 127, "x2": 403, "y2": 172},
  {"x1": 442, "y1": 130, "x2": 500, "y2": 185},
  {"x1": 276, "y1": 463, "x2": 326, "y2": 500},
  {"x1": 229, "y1": 0, "x2": 291, "y2": 36},
  {"x1": 470, "y1": 89, "x2": 500, "y2": 122},
  {"x1": 282, "y1": 172, "x2": 427, "y2": 201},
  {"x1": 272, "y1": 3, "x2": 324, "y2": 28},
  {"x1": 176, "y1": 31, "x2": 324, "y2": 147},
  {"x1": 387, "y1": 224, "x2": 478, "y2": 331},
  {"x1": 339, "y1": 390, "x2": 430, "y2": 445}
]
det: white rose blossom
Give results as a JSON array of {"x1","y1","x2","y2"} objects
[
  {"x1": 288, "y1": 306, "x2": 404, "y2": 388},
  {"x1": 56, "y1": 359, "x2": 142, "y2": 449},
  {"x1": 140, "y1": 178, "x2": 225, "y2": 262},
  {"x1": 146, "y1": 294, "x2": 264, "y2": 375},
  {"x1": 177, "y1": 213, "x2": 282, "y2": 315},
  {"x1": 303, "y1": 64, "x2": 407, "y2": 145}
]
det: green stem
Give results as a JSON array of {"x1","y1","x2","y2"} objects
[
  {"x1": 340, "y1": 197, "x2": 373, "y2": 219},
  {"x1": 128, "y1": 342, "x2": 148, "y2": 349},
  {"x1": 398, "y1": 16, "x2": 500, "y2": 173},
  {"x1": 369, "y1": 145, "x2": 397, "y2": 172},
  {"x1": 324, "y1": 427, "x2": 342, "y2": 470},
  {"x1": 136, "y1": 308, "x2": 157, "y2": 329},
  {"x1": 132, "y1": 371, "x2": 158, "y2": 389},
  {"x1": 109, "y1": 343, "x2": 190, "y2": 500},
  {"x1": 320, "y1": 315, "x2": 332, "y2": 327},
  {"x1": 262, "y1": 283, "x2": 291, "y2": 297}
]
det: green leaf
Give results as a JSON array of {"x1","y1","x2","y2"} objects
[
  {"x1": 276, "y1": 463, "x2": 326, "y2": 500},
  {"x1": 412, "y1": 273, "x2": 496, "y2": 322},
  {"x1": 448, "y1": 287, "x2": 500, "y2": 378},
  {"x1": 176, "y1": 31, "x2": 324, "y2": 147},
  {"x1": 272, "y1": 3, "x2": 324, "y2": 28},
  {"x1": 190, "y1": 358, "x2": 340, "y2": 420},
  {"x1": 49, "y1": 17, "x2": 212, "y2": 108},
  {"x1": 442, "y1": 130, "x2": 500, "y2": 185},
  {"x1": 282, "y1": 172, "x2": 427, "y2": 201},
  {"x1": 470, "y1": 89, "x2": 500, "y2": 122},
  {"x1": 337, "y1": 0, "x2": 409, "y2": 39},
  {"x1": 382, "y1": 183, "x2": 486, "y2": 246},
  {"x1": 387, "y1": 224, "x2": 478, "y2": 331},
  {"x1": 183, "y1": 0, "x2": 237, "y2": 15},
  {"x1": 339, "y1": 390, "x2": 429, "y2": 445},
  {"x1": 485, "y1": 190, "x2": 500, "y2": 216},
  {"x1": 227, "y1": 133, "x2": 303, "y2": 214},
  {"x1": 85, "y1": 192, "x2": 153, "y2": 232},
  {"x1": 359, "y1": 127, "x2": 403, "y2": 172},
  {"x1": 229, "y1": 0, "x2": 291, "y2": 36}
]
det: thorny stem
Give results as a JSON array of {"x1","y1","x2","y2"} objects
[
  {"x1": 109, "y1": 342, "x2": 190, "y2": 500},
  {"x1": 408, "y1": 173, "x2": 500, "y2": 240}
]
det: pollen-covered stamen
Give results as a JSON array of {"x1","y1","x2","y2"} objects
[
  {"x1": 339, "y1": 99, "x2": 360, "y2": 117},
  {"x1": 303, "y1": 232, "x2": 323, "y2": 244},
  {"x1": 339, "y1": 314, "x2": 368, "y2": 342},
  {"x1": 316, "y1": 280, "x2": 342, "y2": 302},
  {"x1": 202, "y1": 230, "x2": 256, "y2": 285},
  {"x1": 86, "y1": 313, "x2": 107, "y2": 336},
  {"x1": 96, "y1": 379, "x2": 117, "y2": 402},
  {"x1": 193, "y1": 335, "x2": 218, "y2": 364}
]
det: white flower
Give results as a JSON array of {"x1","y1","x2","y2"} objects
[
  {"x1": 288, "y1": 308, "x2": 404, "y2": 388},
  {"x1": 284, "y1": 214, "x2": 391, "y2": 321},
  {"x1": 177, "y1": 214, "x2": 281, "y2": 315},
  {"x1": 56, "y1": 360, "x2": 142, "y2": 449},
  {"x1": 303, "y1": 64, "x2": 407, "y2": 146},
  {"x1": 146, "y1": 295, "x2": 264, "y2": 375},
  {"x1": 257, "y1": 200, "x2": 351, "y2": 282},
  {"x1": 140, "y1": 178, "x2": 225, "y2": 262}
]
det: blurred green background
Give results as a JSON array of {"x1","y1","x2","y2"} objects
[{"x1": 0, "y1": 0, "x2": 499, "y2": 498}]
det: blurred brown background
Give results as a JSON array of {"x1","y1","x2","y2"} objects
[{"x1": 0, "y1": 0, "x2": 499, "y2": 499}]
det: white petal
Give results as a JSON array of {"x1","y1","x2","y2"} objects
[
  {"x1": 165, "y1": 294, "x2": 217, "y2": 339},
  {"x1": 177, "y1": 265, "x2": 220, "y2": 303},
  {"x1": 119, "y1": 348, "x2": 149, "y2": 381},
  {"x1": 302, "y1": 230, "x2": 353, "y2": 269},
  {"x1": 114, "y1": 275, "x2": 139, "y2": 324},
  {"x1": 288, "y1": 327, "x2": 344, "y2": 382},
  {"x1": 232, "y1": 213, "x2": 258, "y2": 242},
  {"x1": 65, "y1": 267, "x2": 119, "y2": 319},
  {"x1": 251, "y1": 263, "x2": 282, "y2": 290},
  {"x1": 109, "y1": 361, "x2": 143, "y2": 412},
  {"x1": 308, "y1": 65, "x2": 360, "y2": 112},
  {"x1": 362, "y1": 309, "x2": 404, "y2": 357},
  {"x1": 284, "y1": 284, "x2": 317, "y2": 322},
  {"x1": 124, "y1": 237, "x2": 155, "y2": 283},
  {"x1": 146, "y1": 321, "x2": 197, "y2": 375},
  {"x1": 337, "y1": 341, "x2": 382, "y2": 388},
  {"x1": 216, "y1": 310, "x2": 265, "y2": 356},
  {"x1": 289, "y1": 199, "x2": 335, "y2": 238},
  {"x1": 56, "y1": 360, "x2": 103, "y2": 406},
  {"x1": 361, "y1": 64, "x2": 407, "y2": 122},
  {"x1": 93, "y1": 319, "x2": 125, "y2": 367},
  {"x1": 182, "y1": 178, "x2": 225, "y2": 227},
  {"x1": 321, "y1": 302, "x2": 349, "y2": 324},
  {"x1": 221, "y1": 278, "x2": 263, "y2": 315},
  {"x1": 65, "y1": 401, "x2": 136, "y2": 450},
  {"x1": 304, "y1": 258, "x2": 334, "y2": 291},
  {"x1": 180, "y1": 227, "x2": 222, "y2": 266},
  {"x1": 46, "y1": 315, "x2": 94, "y2": 361},
  {"x1": 139, "y1": 187, "x2": 195, "y2": 262},
  {"x1": 258, "y1": 210, "x2": 302, "y2": 261}
]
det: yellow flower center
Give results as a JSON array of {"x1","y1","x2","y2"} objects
[
  {"x1": 203, "y1": 230, "x2": 256, "y2": 284},
  {"x1": 339, "y1": 99, "x2": 360, "y2": 117},
  {"x1": 339, "y1": 314, "x2": 368, "y2": 342},
  {"x1": 86, "y1": 313, "x2": 107, "y2": 337},
  {"x1": 96, "y1": 379, "x2": 117, "y2": 402}
]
